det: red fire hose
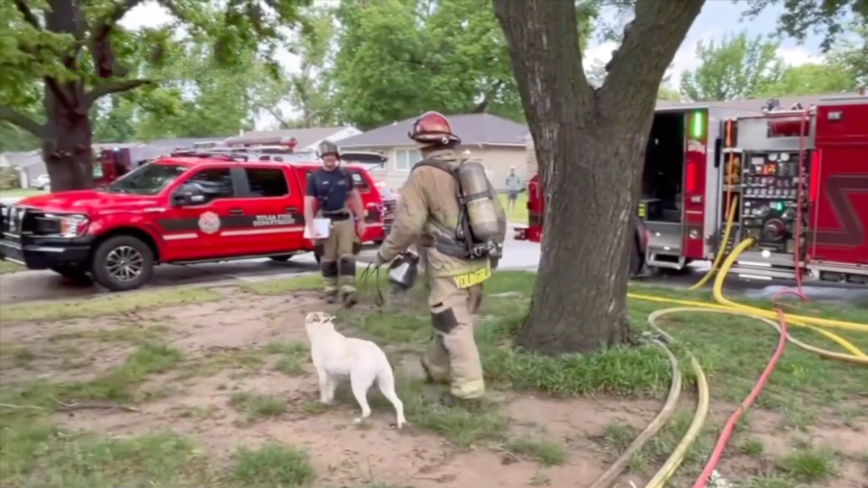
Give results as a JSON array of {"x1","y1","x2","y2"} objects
[{"x1": 689, "y1": 308, "x2": 789, "y2": 488}]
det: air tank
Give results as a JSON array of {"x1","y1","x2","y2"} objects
[{"x1": 456, "y1": 161, "x2": 500, "y2": 242}]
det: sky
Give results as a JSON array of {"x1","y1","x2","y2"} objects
[{"x1": 121, "y1": 1, "x2": 826, "y2": 127}]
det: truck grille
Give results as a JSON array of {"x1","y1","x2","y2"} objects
[
  {"x1": 0, "y1": 205, "x2": 60, "y2": 238},
  {"x1": 0, "y1": 205, "x2": 25, "y2": 237}
]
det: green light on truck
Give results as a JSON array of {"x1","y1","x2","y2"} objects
[{"x1": 691, "y1": 111, "x2": 705, "y2": 139}]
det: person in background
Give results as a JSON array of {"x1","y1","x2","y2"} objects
[
  {"x1": 505, "y1": 166, "x2": 523, "y2": 213},
  {"x1": 373, "y1": 111, "x2": 507, "y2": 405},
  {"x1": 304, "y1": 140, "x2": 366, "y2": 306}
]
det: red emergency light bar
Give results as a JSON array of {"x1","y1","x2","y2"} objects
[{"x1": 224, "y1": 136, "x2": 298, "y2": 149}]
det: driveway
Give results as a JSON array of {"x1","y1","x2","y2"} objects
[{"x1": 3, "y1": 230, "x2": 868, "y2": 308}]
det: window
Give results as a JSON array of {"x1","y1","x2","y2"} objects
[
  {"x1": 187, "y1": 168, "x2": 235, "y2": 199},
  {"x1": 348, "y1": 170, "x2": 370, "y2": 193},
  {"x1": 103, "y1": 163, "x2": 188, "y2": 195},
  {"x1": 246, "y1": 168, "x2": 289, "y2": 197},
  {"x1": 395, "y1": 149, "x2": 421, "y2": 171}
]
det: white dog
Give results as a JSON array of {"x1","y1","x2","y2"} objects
[{"x1": 304, "y1": 311, "x2": 406, "y2": 429}]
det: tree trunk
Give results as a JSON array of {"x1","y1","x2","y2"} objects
[
  {"x1": 42, "y1": 82, "x2": 95, "y2": 192},
  {"x1": 493, "y1": 0, "x2": 704, "y2": 354}
]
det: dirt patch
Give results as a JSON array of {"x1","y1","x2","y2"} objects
[{"x1": 5, "y1": 288, "x2": 867, "y2": 488}]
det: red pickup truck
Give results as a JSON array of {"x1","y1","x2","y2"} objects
[{"x1": 0, "y1": 149, "x2": 391, "y2": 291}]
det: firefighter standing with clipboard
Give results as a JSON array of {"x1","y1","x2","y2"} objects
[{"x1": 304, "y1": 140, "x2": 367, "y2": 306}]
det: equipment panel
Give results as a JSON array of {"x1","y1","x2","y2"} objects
[{"x1": 740, "y1": 151, "x2": 810, "y2": 253}]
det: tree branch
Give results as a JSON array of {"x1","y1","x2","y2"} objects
[
  {"x1": 600, "y1": 0, "x2": 705, "y2": 115},
  {"x1": 0, "y1": 106, "x2": 45, "y2": 138},
  {"x1": 89, "y1": 0, "x2": 146, "y2": 45},
  {"x1": 84, "y1": 79, "x2": 152, "y2": 105},
  {"x1": 14, "y1": 0, "x2": 41, "y2": 29},
  {"x1": 493, "y1": 0, "x2": 594, "y2": 128}
]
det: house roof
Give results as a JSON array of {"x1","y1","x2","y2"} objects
[
  {"x1": 337, "y1": 113, "x2": 528, "y2": 148},
  {"x1": 1, "y1": 151, "x2": 43, "y2": 169},
  {"x1": 225, "y1": 127, "x2": 353, "y2": 150}
]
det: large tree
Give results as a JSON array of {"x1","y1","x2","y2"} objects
[
  {"x1": 756, "y1": 62, "x2": 858, "y2": 98},
  {"x1": 679, "y1": 31, "x2": 784, "y2": 101},
  {"x1": 0, "y1": 0, "x2": 309, "y2": 191},
  {"x1": 492, "y1": 0, "x2": 863, "y2": 355}
]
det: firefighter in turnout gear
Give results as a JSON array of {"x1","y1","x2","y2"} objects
[
  {"x1": 304, "y1": 140, "x2": 367, "y2": 306},
  {"x1": 373, "y1": 111, "x2": 507, "y2": 404}
]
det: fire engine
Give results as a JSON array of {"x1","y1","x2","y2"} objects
[{"x1": 517, "y1": 93, "x2": 868, "y2": 286}]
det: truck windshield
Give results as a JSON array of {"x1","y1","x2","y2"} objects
[{"x1": 104, "y1": 163, "x2": 188, "y2": 195}]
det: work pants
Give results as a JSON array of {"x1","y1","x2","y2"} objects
[
  {"x1": 318, "y1": 218, "x2": 359, "y2": 298},
  {"x1": 422, "y1": 276, "x2": 485, "y2": 400}
]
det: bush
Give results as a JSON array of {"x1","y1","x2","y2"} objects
[{"x1": 0, "y1": 167, "x2": 22, "y2": 189}]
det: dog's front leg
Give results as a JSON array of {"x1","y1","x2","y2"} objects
[
  {"x1": 316, "y1": 368, "x2": 332, "y2": 404},
  {"x1": 323, "y1": 374, "x2": 337, "y2": 404}
]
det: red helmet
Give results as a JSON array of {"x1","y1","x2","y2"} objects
[{"x1": 408, "y1": 111, "x2": 461, "y2": 145}]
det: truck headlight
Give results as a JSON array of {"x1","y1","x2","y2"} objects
[{"x1": 47, "y1": 214, "x2": 89, "y2": 237}]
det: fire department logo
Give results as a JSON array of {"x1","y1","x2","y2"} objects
[{"x1": 198, "y1": 211, "x2": 221, "y2": 234}]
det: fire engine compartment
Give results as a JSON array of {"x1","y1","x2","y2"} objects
[{"x1": 641, "y1": 111, "x2": 686, "y2": 223}]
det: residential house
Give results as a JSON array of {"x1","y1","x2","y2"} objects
[
  {"x1": 224, "y1": 126, "x2": 362, "y2": 154},
  {"x1": 1, "y1": 151, "x2": 44, "y2": 188},
  {"x1": 127, "y1": 138, "x2": 223, "y2": 163},
  {"x1": 336, "y1": 113, "x2": 529, "y2": 191}
]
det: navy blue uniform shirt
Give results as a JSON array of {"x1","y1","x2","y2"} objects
[{"x1": 306, "y1": 167, "x2": 354, "y2": 214}]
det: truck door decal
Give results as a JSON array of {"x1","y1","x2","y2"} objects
[
  {"x1": 812, "y1": 175, "x2": 868, "y2": 248},
  {"x1": 158, "y1": 212, "x2": 306, "y2": 234}
]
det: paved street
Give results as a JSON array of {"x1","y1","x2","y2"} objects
[{"x1": 2, "y1": 227, "x2": 868, "y2": 308}]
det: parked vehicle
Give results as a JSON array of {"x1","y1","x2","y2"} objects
[
  {"x1": 516, "y1": 93, "x2": 868, "y2": 285},
  {"x1": 32, "y1": 174, "x2": 51, "y2": 191},
  {"x1": 0, "y1": 144, "x2": 390, "y2": 291},
  {"x1": 375, "y1": 182, "x2": 397, "y2": 238}
]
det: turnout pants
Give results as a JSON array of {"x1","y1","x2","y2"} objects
[
  {"x1": 422, "y1": 276, "x2": 485, "y2": 400},
  {"x1": 318, "y1": 218, "x2": 360, "y2": 297}
]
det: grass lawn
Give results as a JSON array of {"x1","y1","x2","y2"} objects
[
  {"x1": 498, "y1": 192, "x2": 529, "y2": 224},
  {"x1": 0, "y1": 272, "x2": 866, "y2": 488},
  {"x1": 0, "y1": 188, "x2": 45, "y2": 198},
  {"x1": 0, "y1": 260, "x2": 24, "y2": 274}
]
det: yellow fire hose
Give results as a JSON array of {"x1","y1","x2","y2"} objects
[{"x1": 590, "y1": 215, "x2": 868, "y2": 488}]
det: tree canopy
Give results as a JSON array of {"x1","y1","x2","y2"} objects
[
  {"x1": 0, "y1": 0, "x2": 310, "y2": 189},
  {"x1": 679, "y1": 27, "x2": 864, "y2": 102}
]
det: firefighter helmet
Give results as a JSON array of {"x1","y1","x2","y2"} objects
[
  {"x1": 318, "y1": 140, "x2": 340, "y2": 158},
  {"x1": 408, "y1": 111, "x2": 461, "y2": 145}
]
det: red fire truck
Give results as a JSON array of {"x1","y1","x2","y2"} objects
[{"x1": 516, "y1": 93, "x2": 868, "y2": 285}]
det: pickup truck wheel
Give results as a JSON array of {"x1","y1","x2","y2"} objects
[{"x1": 91, "y1": 235, "x2": 154, "y2": 291}]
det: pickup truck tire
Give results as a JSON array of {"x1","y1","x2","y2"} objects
[{"x1": 91, "y1": 235, "x2": 154, "y2": 291}]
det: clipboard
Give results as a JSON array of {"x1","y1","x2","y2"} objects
[{"x1": 304, "y1": 218, "x2": 331, "y2": 239}]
